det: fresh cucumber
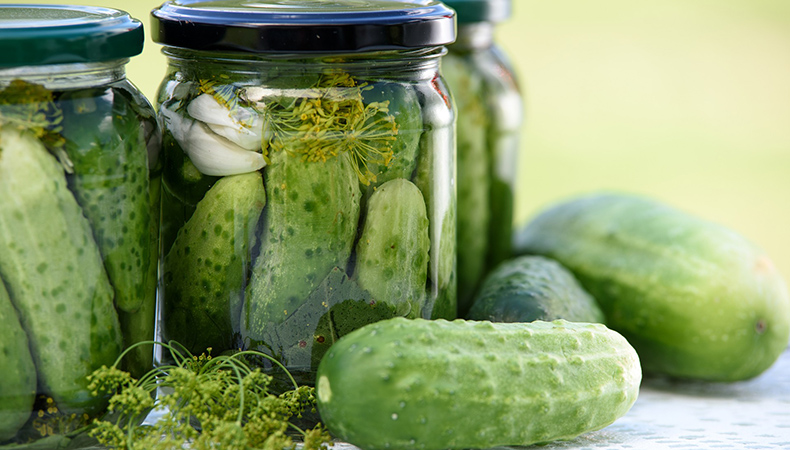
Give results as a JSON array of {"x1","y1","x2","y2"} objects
[
  {"x1": 354, "y1": 178, "x2": 430, "y2": 318},
  {"x1": 244, "y1": 150, "x2": 360, "y2": 335},
  {"x1": 317, "y1": 318, "x2": 641, "y2": 450},
  {"x1": 514, "y1": 192, "x2": 790, "y2": 381},
  {"x1": 0, "y1": 127, "x2": 122, "y2": 413},
  {"x1": 59, "y1": 85, "x2": 155, "y2": 313},
  {"x1": 164, "y1": 172, "x2": 266, "y2": 355},
  {"x1": 467, "y1": 255, "x2": 605, "y2": 324},
  {"x1": 0, "y1": 278, "x2": 37, "y2": 442}
]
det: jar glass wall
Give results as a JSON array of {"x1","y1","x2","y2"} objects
[
  {"x1": 151, "y1": 0, "x2": 457, "y2": 387},
  {"x1": 0, "y1": 5, "x2": 159, "y2": 445},
  {"x1": 442, "y1": 0, "x2": 523, "y2": 315}
]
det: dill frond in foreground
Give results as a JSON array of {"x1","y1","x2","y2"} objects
[{"x1": 87, "y1": 342, "x2": 331, "y2": 450}]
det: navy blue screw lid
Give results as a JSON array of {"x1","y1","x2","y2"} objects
[{"x1": 150, "y1": 0, "x2": 456, "y2": 53}]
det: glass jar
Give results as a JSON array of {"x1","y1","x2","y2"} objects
[
  {"x1": 442, "y1": 0, "x2": 523, "y2": 315},
  {"x1": 151, "y1": 0, "x2": 457, "y2": 387},
  {"x1": 0, "y1": 5, "x2": 160, "y2": 446}
]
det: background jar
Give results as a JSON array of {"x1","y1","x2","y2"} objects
[
  {"x1": 150, "y1": 0, "x2": 457, "y2": 386},
  {"x1": 0, "y1": 5, "x2": 160, "y2": 445},
  {"x1": 442, "y1": 0, "x2": 524, "y2": 315}
]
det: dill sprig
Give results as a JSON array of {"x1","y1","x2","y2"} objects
[
  {"x1": 0, "y1": 79, "x2": 71, "y2": 172},
  {"x1": 265, "y1": 70, "x2": 398, "y2": 186},
  {"x1": 87, "y1": 341, "x2": 331, "y2": 450}
]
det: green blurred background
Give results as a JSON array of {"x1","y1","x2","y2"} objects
[{"x1": 26, "y1": 0, "x2": 790, "y2": 282}]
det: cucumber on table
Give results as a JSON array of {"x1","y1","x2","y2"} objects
[
  {"x1": 0, "y1": 127, "x2": 122, "y2": 413},
  {"x1": 317, "y1": 318, "x2": 641, "y2": 450},
  {"x1": 467, "y1": 255, "x2": 605, "y2": 324},
  {"x1": 0, "y1": 278, "x2": 36, "y2": 442},
  {"x1": 514, "y1": 192, "x2": 790, "y2": 381}
]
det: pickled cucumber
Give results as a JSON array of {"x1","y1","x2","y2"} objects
[
  {"x1": 245, "y1": 149, "x2": 360, "y2": 336},
  {"x1": 443, "y1": 53, "x2": 491, "y2": 315},
  {"x1": 354, "y1": 178, "x2": 430, "y2": 318},
  {"x1": 0, "y1": 278, "x2": 36, "y2": 442},
  {"x1": 164, "y1": 172, "x2": 266, "y2": 355},
  {"x1": 360, "y1": 81, "x2": 423, "y2": 188},
  {"x1": 60, "y1": 85, "x2": 154, "y2": 313},
  {"x1": 412, "y1": 78, "x2": 457, "y2": 319},
  {"x1": 0, "y1": 127, "x2": 122, "y2": 413}
]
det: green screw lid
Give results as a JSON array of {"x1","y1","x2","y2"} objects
[
  {"x1": 0, "y1": 5, "x2": 144, "y2": 68},
  {"x1": 442, "y1": 0, "x2": 510, "y2": 24}
]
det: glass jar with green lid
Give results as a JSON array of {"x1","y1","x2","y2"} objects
[
  {"x1": 0, "y1": 4, "x2": 160, "y2": 445},
  {"x1": 442, "y1": 0, "x2": 523, "y2": 316},
  {"x1": 150, "y1": 0, "x2": 457, "y2": 387}
]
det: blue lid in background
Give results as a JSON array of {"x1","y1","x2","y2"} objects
[
  {"x1": 150, "y1": 0, "x2": 456, "y2": 53},
  {"x1": 441, "y1": 0, "x2": 511, "y2": 24},
  {"x1": 0, "y1": 4, "x2": 144, "y2": 67}
]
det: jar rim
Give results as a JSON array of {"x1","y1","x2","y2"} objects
[
  {"x1": 150, "y1": 0, "x2": 456, "y2": 54},
  {"x1": 0, "y1": 5, "x2": 143, "y2": 68}
]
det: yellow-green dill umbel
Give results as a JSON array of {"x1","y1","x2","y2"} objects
[{"x1": 87, "y1": 341, "x2": 331, "y2": 450}]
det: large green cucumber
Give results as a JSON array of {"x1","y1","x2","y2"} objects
[
  {"x1": 354, "y1": 178, "x2": 430, "y2": 318},
  {"x1": 60, "y1": 86, "x2": 154, "y2": 313},
  {"x1": 0, "y1": 278, "x2": 37, "y2": 442},
  {"x1": 245, "y1": 150, "x2": 360, "y2": 336},
  {"x1": 0, "y1": 127, "x2": 122, "y2": 413},
  {"x1": 467, "y1": 255, "x2": 605, "y2": 324},
  {"x1": 317, "y1": 318, "x2": 641, "y2": 450},
  {"x1": 164, "y1": 172, "x2": 266, "y2": 355},
  {"x1": 513, "y1": 193, "x2": 790, "y2": 381}
]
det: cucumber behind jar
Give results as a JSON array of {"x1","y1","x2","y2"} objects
[{"x1": 0, "y1": 127, "x2": 122, "y2": 413}]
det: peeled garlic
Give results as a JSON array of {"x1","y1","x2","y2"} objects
[
  {"x1": 161, "y1": 105, "x2": 266, "y2": 176},
  {"x1": 187, "y1": 94, "x2": 263, "y2": 151}
]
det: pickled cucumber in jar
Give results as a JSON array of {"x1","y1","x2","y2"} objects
[
  {"x1": 0, "y1": 5, "x2": 159, "y2": 445},
  {"x1": 151, "y1": 0, "x2": 457, "y2": 387}
]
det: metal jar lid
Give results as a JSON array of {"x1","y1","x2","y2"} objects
[
  {"x1": 0, "y1": 4, "x2": 144, "y2": 67},
  {"x1": 150, "y1": 0, "x2": 457, "y2": 53}
]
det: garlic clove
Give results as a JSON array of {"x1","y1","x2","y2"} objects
[
  {"x1": 187, "y1": 93, "x2": 263, "y2": 151},
  {"x1": 184, "y1": 121, "x2": 266, "y2": 176}
]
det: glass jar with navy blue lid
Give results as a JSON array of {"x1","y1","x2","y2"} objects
[
  {"x1": 0, "y1": 4, "x2": 160, "y2": 445},
  {"x1": 442, "y1": 0, "x2": 523, "y2": 316},
  {"x1": 150, "y1": 0, "x2": 457, "y2": 388}
]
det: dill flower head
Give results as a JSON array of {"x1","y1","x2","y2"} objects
[{"x1": 266, "y1": 69, "x2": 399, "y2": 186}]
